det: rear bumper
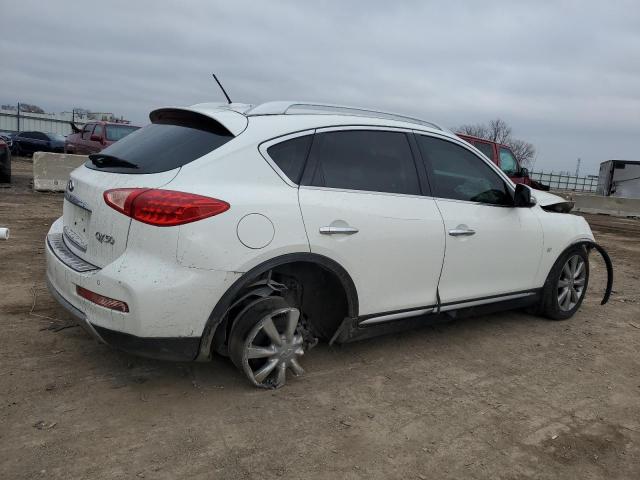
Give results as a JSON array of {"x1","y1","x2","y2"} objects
[
  {"x1": 47, "y1": 275, "x2": 200, "y2": 361},
  {"x1": 45, "y1": 216, "x2": 239, "y2": 361}
]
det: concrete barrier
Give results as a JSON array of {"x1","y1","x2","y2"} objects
[
  {"x1": 33, "y1": 152, "x2": 87, "y2": 191},
  {"x1": 555, "y1": 191, "x2": 640, "y2": 218}
]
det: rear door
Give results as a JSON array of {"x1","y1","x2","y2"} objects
[
  {"x1": 415, "y1": 133, "x2": 543, "y2": 304},
  {"x1": 298, "y1": 127, "x2": 445, "y2": 317}
]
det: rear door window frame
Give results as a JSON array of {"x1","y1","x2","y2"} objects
[{"x1": 299, "y1": 125, "x2": 431, "y2": 198}]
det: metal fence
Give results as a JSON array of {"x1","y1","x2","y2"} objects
[{"x1": 530, "y1": 171, "x2": 599, "y2": 193}]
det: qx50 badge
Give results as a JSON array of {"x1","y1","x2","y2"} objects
[{"x1": 95, "y1": 232, "x2": 115, "y2": 245}]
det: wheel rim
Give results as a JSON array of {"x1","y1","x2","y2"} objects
[
  {"x1": 557, "y1": 254, "x2": 586, "y2": 311},
  {"x1": 241, "y1": 307, "x2": 305, "y2": 388}
]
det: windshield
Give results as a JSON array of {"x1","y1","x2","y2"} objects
[
  {"x1": 51, "y1": 133, "x2": 66, "y2": 141},
  {"x1": 105, "y1": 125, "x2": 139, "y2": 141}
]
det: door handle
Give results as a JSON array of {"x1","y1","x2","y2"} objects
[
  {"x1": 319, "y1": 226, "x2": 359, "y2": 235},
  {"x1": 448, "y1": 228, "x2": 476, "y2": 237}
]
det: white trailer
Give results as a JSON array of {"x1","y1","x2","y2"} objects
[{"x1": 597, "y1": 160, "x2": 640, "y2": 199}]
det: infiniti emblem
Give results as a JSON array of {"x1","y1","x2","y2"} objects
[{"x1": 67, "y1": 179, "x2": 74, "y2": 192}]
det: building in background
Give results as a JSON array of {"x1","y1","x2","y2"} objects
[{"x1": 0, "y1": 104, "x2": 131, "y2": 136}]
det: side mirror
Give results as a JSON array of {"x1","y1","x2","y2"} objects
[
  {"x1": 513, "y1": 183, "x2": 535, "y2": 207},
  {"x1": 519, "y1": 167, "x2": 529, "y2": 178}
]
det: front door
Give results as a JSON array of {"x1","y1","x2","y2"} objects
[
  {"x1": 298, "y1": 128, "x2": 446, "y2": 317},
  {"x1": 415, "y1": 133, "x2": 543, "y2": 304}
]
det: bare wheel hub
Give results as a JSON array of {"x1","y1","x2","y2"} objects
[{"x1": 241, "y1": 307, "x2": 305, "y2": 388}]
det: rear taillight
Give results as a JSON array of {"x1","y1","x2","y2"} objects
[
  {"x1": 76, "y1": 286, "x2": 129, "y2": 313},
  {"x1": 103, "y1": 188, "x2": 230, "y2": 226}
]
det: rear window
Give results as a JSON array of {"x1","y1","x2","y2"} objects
[
  {"x1": 87, "y1": 112, "x2": 233, "y2": 174},
  {"x1": 105, "y1": 124, "x2": 139, "y2": 141}
]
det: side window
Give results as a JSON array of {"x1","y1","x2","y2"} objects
[
  {"x1": 417, "y1": 135, "x2": 511, "y2": 206},
  {"x1": 82, "y1": 124, "x2": 94, "y2": 139},
  {"x1": 34, "y1": 132, "x2": 48, "y2": 140},
  {"x1": 473, "y1": 141, "x2": 495, "y2": 161},
  {"x1": 267, "y1": 135, "x2": 313, "y2": 184},
  {"x1": 308, "y1": 130, "x2": 420, "y2": 195},
  {"x1": 499, "y1": 147, "x2": 518, "y2": 175},
  {"x1": 93, "y1": 124, "x2": 104, "y2": 139}
]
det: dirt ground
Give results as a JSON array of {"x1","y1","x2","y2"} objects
[{"x1": 1, "y1": 157, "x2": 639, "y2": 479}]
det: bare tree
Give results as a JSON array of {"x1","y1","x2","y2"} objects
[{"x1": 454, "y1": 118, "x2": 536, "y2": 168}]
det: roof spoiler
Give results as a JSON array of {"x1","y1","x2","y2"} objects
[{"x1": 150, "y1": 107, "x2": 248, "y2": 136}]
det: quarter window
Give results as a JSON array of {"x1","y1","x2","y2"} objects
[
  {"x1": 417, "y1": 135, "x2": 511, "y2": 206},
  {"x1": 308, "y1": 130, "x2": 420, "y2": 195},
  {"x1": 267, "y1": 135, "x2": 313, "y2": 184}
]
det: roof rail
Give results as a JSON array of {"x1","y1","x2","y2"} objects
[{"x1": 245, "y1": 101, "x2": 443, "y2": 130}]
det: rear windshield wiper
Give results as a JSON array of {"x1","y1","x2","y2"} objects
[{"x1": 89, "y1": 154, "x2": 139, "y2": 169}]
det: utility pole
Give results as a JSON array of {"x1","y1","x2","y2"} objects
[
  {"x1": 16, "y1": 102, "x2": 20, "y2": 132},
  {"x1": 575, "y1": 157, "x2": 581, "y2": 177}
]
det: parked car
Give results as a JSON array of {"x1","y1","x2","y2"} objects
[
  {"x1": 46, "y1": 101, "x2": 612, "y2": 389},
  {"x1": 456, "y1": 133, "x2": 549, "y2": 190},
  {"x1": 65, "y1": 121, "x2": 140, "y2": 155},
  {"x1": 0, "y1": 137, "x2": 11, "y2": 183},
  {"x1": 12, "y1": 131, "x2": 65, "y2": 156},
  {"x1": 0, "y1": 131, "x2": 15, "y2": 150}
]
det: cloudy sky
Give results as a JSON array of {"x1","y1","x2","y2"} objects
[{"x1": 2, "y1": 0, "x2": 639, "y2": 173}]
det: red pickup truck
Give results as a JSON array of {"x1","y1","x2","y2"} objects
[
  {"x1": 457, "y1": 133, "x2": 548, "y2": 190},
  {"x1": 65, "y1": 121, "x2": 139, "y2": 155}
]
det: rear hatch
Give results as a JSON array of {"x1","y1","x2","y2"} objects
[{"x1": 62, "y1": 107, "x2": 241, "y2": 268}]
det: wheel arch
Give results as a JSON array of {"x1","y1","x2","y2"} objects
[
  {"x1": 197, "y1": 252, "x2": 359, "y2": 360},
  {"x1": 542, "y1": 238, "x2": 612, "y2": 306}
]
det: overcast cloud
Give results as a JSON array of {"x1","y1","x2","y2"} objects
[{"x1": 2, "y1": 0, "x2": 639, "y2": 173}]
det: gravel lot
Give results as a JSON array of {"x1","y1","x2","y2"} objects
[{"x1": 1, "y1": 157, "x2": 639, "y2": 479}]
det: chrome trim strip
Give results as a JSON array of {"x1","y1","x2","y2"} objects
[
  {"x1": 63, "y1": 226, "x2": 87, "y2": 252},
  {"x1": 439, "y1": 292, "x2": 536, "y2": 312},
  {"x1": 64, "y1": 190, "x2": 92, "y2": 212},
  {"x1": 47, "y1": 233, "x2": 98, "y2": 273},
  {"x1": 359, "y1": 308, "x2": 433, "y2": 326}
]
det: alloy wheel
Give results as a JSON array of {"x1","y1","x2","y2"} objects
[
  {"x1": 241, "y1": 307, "x2": 305, "y2": 388},
  {"x1": 557, "y1": 254, "x2": 586, "y2": 311}
]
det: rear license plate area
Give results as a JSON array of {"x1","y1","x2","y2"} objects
[{"x1": 64, "y1": 203, "x2": 91, "y2": 252}]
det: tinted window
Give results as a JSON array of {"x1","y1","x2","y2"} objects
[
  {"x1": 267, "y1": 135, "x2": 312, "y2": 183},
  {"x1": 33, "y1": 132, "x2": 48, "y2": 140},
  {"x1": 19, "y1": 132, "x2": 34, "y2": 139},
  {"x1": 93, "y1": 125, "x2": 104, "y2": 138},
  {"x1": 473, "y1": 141, "x2": 495, "y2": 161},
  {"x1": 499, "y1": 147, "x2": 518, "y2": 175},
  {"x1": 417, "y1": 135, "x2": 511, "y2": 205},
  {"x1": 86, "y1": 113, "x2": 233, "y2": 174},
  {"x1": 309, "y1": 130, "x2": 420, "y2": 195},
  {"x1": 106, "y1": 124, "x2": 139, "y2": 141}
]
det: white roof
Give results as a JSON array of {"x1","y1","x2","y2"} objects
[{"x1": 154, "y1": 101, "x2": 446, "y2": 137}]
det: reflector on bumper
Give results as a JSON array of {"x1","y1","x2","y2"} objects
[{"x1": 76, "y1": 285, "x2": 129, "y2": 313}]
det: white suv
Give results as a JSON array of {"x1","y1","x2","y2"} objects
[{"x1": 46, "y1": 101, "x2": 612, "y2": 388}]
